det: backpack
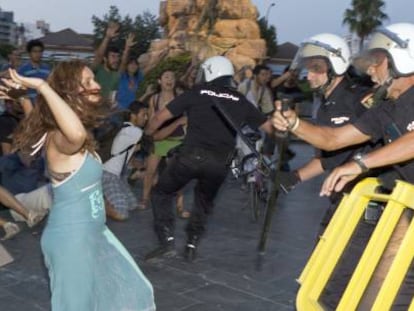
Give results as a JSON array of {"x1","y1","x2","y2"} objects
[{"x1": 95, "y1": 121, "x2": 133, "y2": 163}]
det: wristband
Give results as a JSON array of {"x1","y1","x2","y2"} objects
[
  {"x1": 289, "y1": 117, "x2": 300, "y2": 132},
  {"x1": 352, "y1": 153, "x2": 369, "y2": 173}
]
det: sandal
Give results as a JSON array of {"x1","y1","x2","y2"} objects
[
  {"x1": 137, "y1": 199, "x2": 150, "y2": 211},
  {"x1": 105, "y1": 205, "x2": 128, "y2": 221},
  {"x1": 2, "y1": 222, "x2": 20, "y2": 240}
]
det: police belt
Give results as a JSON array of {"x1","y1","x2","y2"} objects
[{"x1": 178, "y1": 144, "x2": 235, "y2": 165}]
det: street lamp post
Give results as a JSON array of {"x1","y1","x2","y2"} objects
[{"x1": 265, "y1": 2, "x2": 276, "y2": 27}]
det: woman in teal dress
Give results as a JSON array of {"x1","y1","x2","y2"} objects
[{"x1": 6, "y1": 61, "x2": 155, "y2": 311}]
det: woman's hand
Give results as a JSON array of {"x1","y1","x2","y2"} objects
[
  {"x1": 6, "y1": 69, "x2": 46, "y2": 91},
  {"x1": 320, "y1": 161, "x2": 362, "y2": 197},
  {"x1": 0, "y1": 84, "x2": 13, "y2": 100}
]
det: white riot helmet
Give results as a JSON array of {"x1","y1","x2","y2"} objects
[
  {"x1": 366, "y1": 23, "x2": 414, "y2": 76},
  {"x1": 293, "y1": 33, "x2": 351, "y2": 75},
  {"x1": 197, "y1": 56, "x2": 235, "y2": 83}
]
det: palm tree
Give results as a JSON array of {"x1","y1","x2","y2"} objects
[
  {"x1": 343, "y1": 0, "x2": 388, "y2": 51},
  {"x1": 258, "y1": 16, "x2": 278, "y2": 56}
]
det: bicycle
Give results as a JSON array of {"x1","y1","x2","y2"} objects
[{"x1": 231, "y1": 131, "x2": 273, "y2": 223}]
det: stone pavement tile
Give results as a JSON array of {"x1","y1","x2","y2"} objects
[
  {"x1": 178, "y1": 283, "x2": 288, "y2": 311},
  {"x1": 153, "y1": 287, "x2": 200, "y2": 311},
  {"x1": 180, "y1": 301, "x2": 294, "y2": 311},
  {"x1": 5, "y1": 275, "x2": 50, "y2": 305},
  {"x1": 1, "y1": 293, "x2": 47, "y2": 311},
  {"x1": 0, "y1": 266, "x2": 26, "y2": 287},
  {"x1": 200, "y1": 249, "x2": 297, "y2": 284},
  {"x1": 270, "y1": 288, "x2": 298, "y2": 308},
  {"x1": 201, "y1": 268, "x2": 278, "y2": 298},
  {"x1": 153, "y1": 256, "x2": 215, "y2": 274},
  {"x1": 140, "y1": 262, "x2": 209, "y2": 293},
  {"x1": 0, "y1": 287, "x2": 12, "y2": 298}
]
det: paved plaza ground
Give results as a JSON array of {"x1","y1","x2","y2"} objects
[{"x1": 0, "y1": 141, "x2": 330, "y2": 311}]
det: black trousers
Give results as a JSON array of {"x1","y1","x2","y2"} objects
[{"x1": 151, "y1": 145, "x2": 230, "y2": 242}]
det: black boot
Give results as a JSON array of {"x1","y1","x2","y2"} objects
[
  {"x1": 184, "y1": 235, "x2": 200, "y2": 262},
  {"x1": 144, "y1": 237, "x2": 176, "y2": 261},
  {"x1": 145, "y1": 228, "x2": 176, "y2": 261}
]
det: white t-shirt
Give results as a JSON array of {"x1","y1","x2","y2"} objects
[
  {"x1": 237, "y1": 79, "x2": 274, "y2": 114},
  {"x1": 103, "y1": 122, "x2": 143, "y2": 177}
]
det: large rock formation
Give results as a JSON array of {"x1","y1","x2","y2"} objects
[{"x1": 139, "y1": 0, "x2": 266, "y2": 73}]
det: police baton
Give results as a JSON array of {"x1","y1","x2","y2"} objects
[{"x1": 256, "y1": 99, "x2": 292, "y2": 270}]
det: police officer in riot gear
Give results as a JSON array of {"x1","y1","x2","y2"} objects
[
  {"x1": 145, "y1": 56, "x2": 273, "y2": 262},
  {"x1": 273, "y1": 23, "x2": 414, "y2": 310},
  {"x1": 279, "y1": 33, "x2": 375, "y2": 231}
]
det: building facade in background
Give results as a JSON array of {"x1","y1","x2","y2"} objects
[
  {"x1": 0, "y1": 7, "x2": 21, "y2": 45},
  {"x1": 1, "y1": 7, "x2": 93, "y2": 63},
  {"x1": 36, "y1": 28, "x2": 94, "y2": 62}
]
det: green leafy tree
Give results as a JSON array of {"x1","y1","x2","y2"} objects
[
  {"x1": 257, "y1": 17, "x2": 277, "y2": 57},
  {"x1": 343, "y1": 0, "x2": 388, "y2": 51},
  {"x1": 92, "y1": 6, "x2": 161, "y2": 57},
  {"x1": 0, "y1": 43, "x2": 16, "y2": 60}
]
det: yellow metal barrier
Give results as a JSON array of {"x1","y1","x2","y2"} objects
[{"x1": 296, "y1": 178, "x2": 414, "y2": 310}]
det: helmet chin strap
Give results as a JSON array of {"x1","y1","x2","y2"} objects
[
  {"x1": 377, "y1": 68, "x2": 396, "y2": 100},
  {"x1": 315, "y1": 69, "x2": 335, "y2": 98}
]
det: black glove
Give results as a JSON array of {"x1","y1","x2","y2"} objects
[
  {"x1": 279, "y1": 170, "x2": 301, "y2": 193},
  {"x1": 140, "y1": 134, "x2": 154, "y2": 155}
]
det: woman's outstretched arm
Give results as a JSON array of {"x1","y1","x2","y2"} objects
[{"x1": 7, "y1": 69, "x2": 87, "y2": 155}]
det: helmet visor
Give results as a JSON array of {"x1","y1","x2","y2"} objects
[
  {"x1": 369, "y1": 27, "x2": 409, "y2": 50},
  {"x1": 292, "y1": 41, "x2": 344, "y2": 74},
  {"x1": 299, "y1": 40, "x2": 346, "y2": 62},
  {"x1": 352, "y1": 49, "x2": 388, "y2": 74},
  {"x1": 303, "y1": 57, "x2": 329, "y2": 74},
  {"x1": 353, "y1": 26, "x2": 409, "y2": 74},
  {"x1": 292, "y1": 53, "x2": 329, "y2": 75}
]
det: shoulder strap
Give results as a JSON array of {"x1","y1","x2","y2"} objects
[
  {"x1": 257, "y1": 87, "x2": 265, "y2": 107},
  {"x1": 245, "y1": 79, "x2": 252, "y2": 96},
  {"x1": 110, "y1": 123, "x2": 134, "y2": 157},
  {"x1": 111, "y1": 143, "x2": 135, "y2": 158},
  {"x1": 155, "y1": 93, "x2": 160, "y2": 111},
  {"x1": 30, "y1": 133, "x2": 48, "y2": 156},
  {"x1": 119, "y1": 144, "x2": 135, "y2": 176}
]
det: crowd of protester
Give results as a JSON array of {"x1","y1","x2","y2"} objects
[{"x1": 0, "y1": 21, "x2": 305, "y2": 236}]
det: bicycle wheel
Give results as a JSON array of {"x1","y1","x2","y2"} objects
[{"x1": 248, "y1": 181, "x2": 260, "y2": 222}]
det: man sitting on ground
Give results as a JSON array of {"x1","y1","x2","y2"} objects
[{"x1": 102, "y1": 101, "x2": 148, "y2": 220}]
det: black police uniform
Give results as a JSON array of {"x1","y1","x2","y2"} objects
[
  {"x1": 310, "y1": 79, "x2": 375, "y2": 309},
  {"x1": 323, "y1": 87, "x2": 414, "y2": 310},
  {"x1": 150, "y1": 82, "x2": 267, "y2": 259},
  {"x1": 354, "y1": 86, "x2": 414, "y2": 183},
  {"x1": 316, "y1": 78, "x2": 369, "y2": 171},
  {"x1": 314, "y1": 78, "x2": 374, "y2": 228}
]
